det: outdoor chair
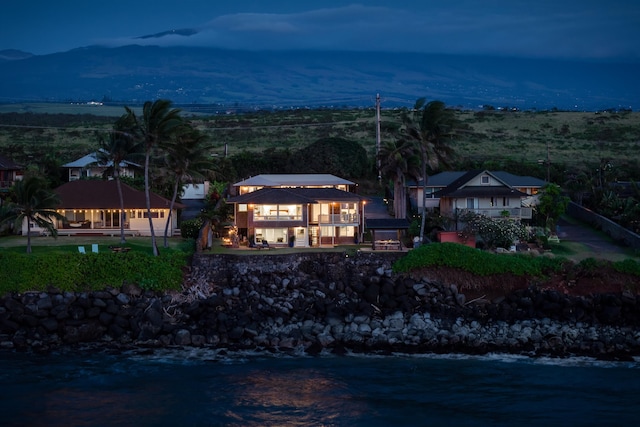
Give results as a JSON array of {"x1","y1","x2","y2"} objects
[
  {"x1": 261, "y1": 240, "x2": 270, "y2": 250},
  {"x1": 78, "y1": 246, "x2": 86, "y2": 254},
  {"x1": 91, "y1": 244, "x2": 99, "y2": 253}
]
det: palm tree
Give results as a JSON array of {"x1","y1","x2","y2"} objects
[
  {"x1": 402, "y1": 99, "x2": 457, "y2": 241},
  {"x1": 94, "y1": 115, "x2": 144, "y2": 245},
  {"x1": 1, "y1": 175, "x2": 65, "y2": 253},
  {"x1": 124, "y1": 100, "x2": 183, "y2": 256},
  {"x1": 378, "y1": 139, "x2": 421, "y2": 220},
  {"x1": 160, "y1": 125, "x2": 213, "y2": 248}
]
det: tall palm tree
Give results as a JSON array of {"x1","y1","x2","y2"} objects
[
  {"x1": 402, "y1": 99, "x2": 457, "y2": 241},
  {"x1": 378, "y1": 139, "x2": 421, "y2": 220},
  {"x1": 124, "y1": 100, "x2": 183, "y2": 256},
  {"x1": 1, "y1": 175, "x2": 65, "y2": 253},
  {"x1": 94, "y1": 115, "x2": 144, "y2": 245},
  {"x1": 160, "y1": 125, "x2": 213, "y2": 248}
]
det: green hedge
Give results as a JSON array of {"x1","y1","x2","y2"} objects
[
  {"x1": 392, "y1": 242, "x2": 566, "y2": 276},
  {"x1": 0, "y1": 251, "x2": 187, "y2": 294}
]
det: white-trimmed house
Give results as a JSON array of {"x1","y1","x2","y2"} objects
[
  {"x1": 227, "y1": 174, "x2": 366, "y2": 247},
  {"x1": 434, "y1": 170, "x2": 542, "y2": 221},
  {"x1": 62, "y1": 150, "x2": 140, "y2": 182},
  {"x1": 22, "y1": 180, "x2": 184, "y2": 237},
  {"x1": 408, "y1": 170, "x2": 546, "y2": 216}
]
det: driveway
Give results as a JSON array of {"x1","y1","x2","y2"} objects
[
  {"x1": 364, "y1": 196, "x2": 393, "y2": 219},
  {"x1": 556, "y1": 217, "x2": 628, "y2": 256}
]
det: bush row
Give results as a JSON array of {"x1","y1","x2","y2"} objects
[
  {"x1": 394, "y1": 242, "x2": 567, "y2": 276},
  {"x1": 0, "y1": 251, "x2": 188, "y2": 294}
]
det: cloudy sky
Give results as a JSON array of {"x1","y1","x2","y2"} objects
[{"x1": 2, "y1": 0, "x2": 639, "y2": 60}]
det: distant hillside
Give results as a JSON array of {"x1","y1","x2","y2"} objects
[
  {"x1": 0, "y1": 45, "x2": 637, "y2": 111},
  {"x1": 0, "y1": 49, "x2": 33, "y2": 62}
]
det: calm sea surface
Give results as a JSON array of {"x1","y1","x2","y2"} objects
[{"x1": 1, "y1": 348, "x2": 638, "y2": 426}]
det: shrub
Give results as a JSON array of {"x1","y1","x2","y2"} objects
[
  {"x1": 460, "y1": 212, "x2": 528, "y2": 249},
  {"x1": 613, "y1": 259, "x2": 640, "y2": 276},
  {"x1": 0, "y1": 251, "x2": 187, "y2": 294},
  {"x1": 392, "y1": 242, "x2": 566, "y2": 276},
  {"x1": 180, "y1": 218, "x2": 203, "y2": 239}
]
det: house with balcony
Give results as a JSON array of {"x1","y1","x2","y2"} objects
[
  {"x1": 433, "y1": 170, "x2": 543, "y2": 223},
  {"x1": 0, "y1": 154, "x2": 23, "y2": 195},
  {"x1": 227, "y1": 174, "x2": 366, "y2": 247},
  {"x1": 408, "y1": 170, "x2": 546, "y2": 215},
  {"x1": 62, "y1": 150, "x2": 140, "y2": 182}
]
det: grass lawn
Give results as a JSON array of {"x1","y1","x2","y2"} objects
[
  {"x1": 2, "y1": 233, "x2": 636, "y2": 262},
  {"x1": 548, "y1": 240, "x2": 640, "y2": 263},
  {"x1": 0, "y1": 235, "x2": 187, "y2": 255}
]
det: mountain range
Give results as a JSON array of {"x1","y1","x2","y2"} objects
[{"x1": 0, "y1": 45, "x2": 637, "y2": 111}]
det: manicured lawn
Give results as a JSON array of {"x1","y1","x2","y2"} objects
[{"x1": 0, "y1": 235, "x2": 187, "y2": 255}]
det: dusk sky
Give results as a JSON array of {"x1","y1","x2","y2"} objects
[{"x1": 2, "y1": 1, "x2": 639, "y2": 60}]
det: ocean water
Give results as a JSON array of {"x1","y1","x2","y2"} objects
[{"x1": 1, "y1": 348, "x2": 638, "y2": 427}]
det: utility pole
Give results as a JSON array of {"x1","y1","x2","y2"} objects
[
  {"x1": 546, "y1": 139, "x2": 550, "y2": 182},
  {"x1": 539, "y1": 140, "x2": 551, "y2": 182},
  {"x1": 376, "y1": 93, "x2": 381, "y2": 181}
]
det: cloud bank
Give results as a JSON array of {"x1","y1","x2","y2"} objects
[{"x1": 13, "y1": 2, "x2": 640, "y2": 60}]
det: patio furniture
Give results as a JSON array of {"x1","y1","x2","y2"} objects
[
  {"x1": 78, "y1": 246, "x2": 86, "y2": 254},
  {"x1": 91, "y1": 244, "x2": 99, "y2": 253}
]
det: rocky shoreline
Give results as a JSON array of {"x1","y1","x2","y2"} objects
[{"x1": 1, "y1": 252, "x2": 639, "y2": 360}]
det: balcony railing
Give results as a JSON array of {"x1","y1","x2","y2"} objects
[
  {"x1": 318, "y1": 213, "x2": 360, "y2": 224},
  {"x1": 254, "y1": 214, "x2": 303, "y2": 221},
  {"x1": 459, "y1": 207, "x2": 533, "y2": 219}
]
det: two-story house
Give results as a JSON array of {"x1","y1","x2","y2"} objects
[
  {"x1": 227, "y1": 174, "x2": 366, "y2": 247},
  {"x1": 435, "y1": 170, "x2": 541, "y2": 222},
  {"x1": 62, "y1": 150, "x2": 140, "y2": 181},
  {"x1": 408, "y1": 170, "x2": 546, "y2": 217}
]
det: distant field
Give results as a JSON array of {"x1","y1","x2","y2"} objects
[
  {"x1": 0, "y1": 103, "x2": 639, "y2": 179},
  {"x1": 0, "y1": 102, "x2": 135, "y2": 116}
]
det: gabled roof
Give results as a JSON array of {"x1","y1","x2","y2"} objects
[
  {"x1": 227, "y1": 187, "x2": 365, "y2": 204},
  {"x1": 62, "y1": 151, "x2": 140, "y2": 169},
  {"x1": 54, "y1": 180, "x2": 184, "y2": 209},
  {"x1": 233, "y1": 174, "x2": 354, "y2": 187},
  {"x1": 407, "y1": 170, "x2": 546, "y2": 189},
  {"x1": 0, "y1": 154, "x2": 21, "y2": 170},
  {"x1": 492, "y1": 171, "x2": 546, "y2": 188},
  {"x1": 407, "y1": 171, "x2": 466, "y2": 188},
  {"x1": 435, "y1": 170, "x2": 528, "y2": 198}
]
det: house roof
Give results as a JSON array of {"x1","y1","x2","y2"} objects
[
  {"x1": 407, "y1": 171, "x2": 466, "y2": 188},
  {"x1": 54, "y1": 180, "x2": 184, "y2": 209},
  {"x1": 434, "y1": 170, "x2": 528, "y2": 198},
  {"x1": 365, "y1": 218, "x2": 411, "y2": 230},
  {"x1": 62, "y1": 151, "x2": 140, "y2": 169},
  {"x1": 227, "y1": 187, "x2": 366, "y2": 205},
  {"x1": 492, "y1": 171, "x2": 546, "y2": 188},
  {"x1": 233, "y1": 174, "x2": 354, "y2": 188},
  {"x1": 407, "y1": 170, "x2": 545, "y2": 188},
  {"x1": 0, "y1": 154, "x2": 21, "y2": 170}
]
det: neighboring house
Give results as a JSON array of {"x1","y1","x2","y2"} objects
[
  {"x1": 407, "y1": 171, "x2": 467, "y2": 211},
  {"x1": 227, "y1": 174, "x2": 366, "y2": 247},
  {"x1": 62, "y1": 150, "x2": 140, "y2": 182},
  {"x1": 0, "y1": 154, "x2": 23, "y2": 194},
  {"x1": 181, "y1": 181, "x2": 211, "y2": 221},
  {"x1": 22, "y1": 180, "x2": 184, "y2": 237},
  {"x1": 408, "y1": 170, "x2": 546, "y2": 214},
  {"x1": 434, "y1": 170, "x2": 539, "y2": 221}
]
